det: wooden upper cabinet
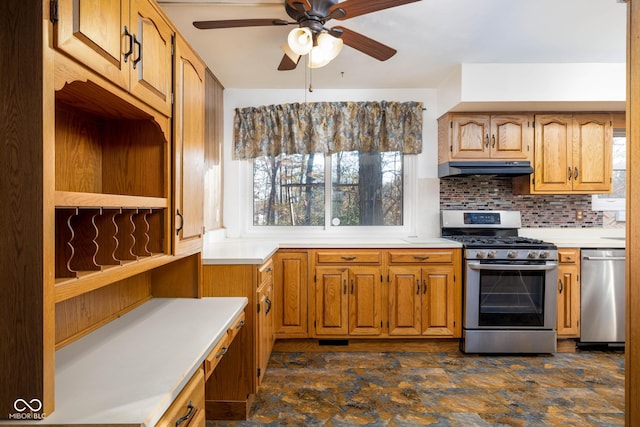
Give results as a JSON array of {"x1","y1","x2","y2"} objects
[
  {"x1": 438, "y1": 113, "x2": 532, "y2": 162},
  {"x1": 54, "y1": 0, "x2": 173, "y2": 116},
  {"x1": 173, "y1": 34, "x2": 206, "y2": 256},
  {"x1": 54, "y1": 0, "x2": 130, "y2": 90},
  {"x1": 129, "y1": 0, "x2": 173, "y2": 116},
  {"x1": 515, "y1": 113, "x2": 612, "y2": 194}
]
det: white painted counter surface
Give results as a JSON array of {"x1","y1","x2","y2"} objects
[
  {"x1": 202, "y1": 236, "x2": 462, "y2": 265},
  {"x1": 8, "y1": 297, "x2": 247, "y2": 425}
]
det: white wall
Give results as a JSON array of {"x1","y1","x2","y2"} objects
[{"x1": 222, "y1": 88, "x2": 440, "y2": 238}]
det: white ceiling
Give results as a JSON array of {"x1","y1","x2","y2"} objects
[{"x1": 158, "y1": 0, "x2": 627, "y2": 90}]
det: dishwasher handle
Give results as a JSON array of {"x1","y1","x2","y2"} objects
[{"x1": 583, "y1": 256, "x2": 626, "y2": 261}]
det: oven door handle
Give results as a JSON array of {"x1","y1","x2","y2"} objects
[{"x1": 468, "y1": 262, "x2": 558, "y2": 271}]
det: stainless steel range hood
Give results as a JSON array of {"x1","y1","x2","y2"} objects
[{"x1": 438, "y1": 161, "x2": 534, "y2": 178}]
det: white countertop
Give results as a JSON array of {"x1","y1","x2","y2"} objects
[
  {"x1": 519, "y1": 227, "x2": 626, "y2": 248},
  {"x1": 6, "y1": 297, "x2": 247, "y2": 425},
  {"x1": 202, "y1": 236, "x2": 462, "y2": 264}
]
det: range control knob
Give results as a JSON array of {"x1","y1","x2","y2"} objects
[
  {"x1": 475, "y1": 251, "x2": 486, "y2": 259},
  {"x1": 527, "y1": 251, "x2": 539, "y2": 259},
  {"x1": 507, "y1": 251, "x2": 518, "y2": 259},
  {"x1": 539, "y1": 251, "x2": 550, "y2": 259},
  {"x1": 487, "y1": 251, "x2": 497, "y2": 259}
]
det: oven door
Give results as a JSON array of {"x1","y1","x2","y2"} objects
[{"x1": 464, "y1": 260, "x2": 558, "y2": 330}]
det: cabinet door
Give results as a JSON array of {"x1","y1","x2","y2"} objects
[
  {"x1": 274, "y1": 251, "x2": 308, "y2": 338},
  {"x1": 314, "y1": 268, "x2": 349, "y2": 335},
  {"x1": 257, "y1": 279, "x2": 274, "y2": 385},
  {"x1": 421, "y1": 266, "x2": 458, "y2": 336},
  {"x1": 572, "y1": 114, "x2": 613, "y2": 193},
  {"x1": 450, "y1": 114, "x2": 491, "y2": 159},
  {"x1": 490, "y1": 114, "x2": 533, "y2": 161},
  {"x1": 129, "y1": 0, "x2": 173, "y2": 116},
  {"x1": 557, "y1": 249, "x2": 581, "y2": 337},
  {"x1": 54, "y1": 0, "x2": 130, "y2": 90},
  {"x1": 173, "y1": 35, "x2": 205, "y2": 256},
  {"x1": 348, "y1": 267, "x2": 382, "y2": 336},
  {"x1": 388, "y1": 267, "x2": 421, "y2": 336},
  {"x1": 532, "y1": 114, "x2": 574, "y2": 192}
]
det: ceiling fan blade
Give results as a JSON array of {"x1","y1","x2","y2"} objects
[
  {"x1": 333, "y1": 26, "x2": 397, "y2": 61},
  {"x1": 329, "y1": 0, "x2": 420, "y2": 20},
  {"x1": 278, "y1": 54, "x2": 300, "y2": 71},
  {"x1": 193, "y1": 19, "x2": 289, "y2": 30}
]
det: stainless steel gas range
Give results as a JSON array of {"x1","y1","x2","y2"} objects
[{"x1": 441, "y1": 210, "x2": 558, "y2": 354}]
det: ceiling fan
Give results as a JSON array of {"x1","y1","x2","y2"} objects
[{"x1": 193, "y1": 0, "x2": 421, "y2": 71}]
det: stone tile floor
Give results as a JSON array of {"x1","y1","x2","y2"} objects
[{"x1": 209, "y1": 350, "x2": 625, "y2": 426}]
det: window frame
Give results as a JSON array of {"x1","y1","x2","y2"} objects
[
  {"x1": 592, "y1": 128, "x2": 626, "y2": 212},
  {"x1": 245, "y1": 153, "x2": 416, "y2": 237}
]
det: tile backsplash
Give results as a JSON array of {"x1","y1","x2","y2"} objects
[{"x1": 439, "y1": 176, "x2": 602, "y2": 227}]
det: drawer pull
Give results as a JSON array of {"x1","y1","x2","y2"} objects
[
  {"x1": 266, "y1": 267, "x2": 273, "y2": 273},
  {"x1": 236, "y1": 320, "x2": 245, "y2": 329},
  {"x1": 216, "y1": 346, "x2": 228, "y2": 358},
  {"x1": 176, "y1": 401, "x2": 195, "y2": 426},
  {"x1": 413, "y1": 255, "x2": 430, "y2": 261},
  {"x1": 341, "y1": 256, "x2": 356, "y2": 261}
]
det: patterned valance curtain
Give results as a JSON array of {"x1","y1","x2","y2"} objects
[{"x1": 233, "y1": 101, "x2": 423, "y2": 159}]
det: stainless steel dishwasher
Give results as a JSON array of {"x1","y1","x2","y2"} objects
[{"x1": 580, "y1": 248, "x2": 626, "y2": 345}]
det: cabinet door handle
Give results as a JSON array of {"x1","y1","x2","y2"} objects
[
  {"x1": 343, "y1": 279, "x2": 347, "y2": 294},
  {"x1": 176, "y1": 401, "x2": 195, "y2": 426},
  {"x1": 423, "y1": 279, "x2": 427, "y2": 294},
  {"x1": 416, "y1": 279, "x2": 420, "y2": 295},
  {"x1": 558, "y1": 279, "x2": 564, "y2": 294},
  {"x1": 484, "y1": 134, "x2": 489, "y2": 147},
  {"x1": 341, "y1": 256, "x2": 356, "y2": 261},
  {"x1": 265, "y1": 296, "x2": 272, "y2": 315},
  {"x1": 176, "y1": 209, "x2": 184, "y2": 236},
  {"x1": 491, "y1": 135, "x2": 496, "y2": 148},
  {"x1": 123, "y1": 26, "x2": 133, "y2": 62},
  {"x1": 351, "y1": 279, "x2": 354, "y2": 294},
  {"x1": 567, "y1": 166, "x2": 572, "y2": 180},
  {"x1": 132, "y1": 34, "x2": 142, "y2": 69},
  {"x1": 574, "y1": 167, "x2": 579, "y2": 180},
  {"x1": 236, "y1": 320, "x2": 245, "y2": 329},
  {"x1": 216, "y1": 346, "x2": 228, "y2": 358},
  {"x1": 266, "y1": 267, "x2": 273, "y2": 273}
]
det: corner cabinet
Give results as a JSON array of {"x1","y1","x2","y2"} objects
[
  {"x1": 387, "y1": 250, "x2": 462, "y2": 337},
  {"x1": 54, "y1": 0, "x2": 173, "y2": 116},
  {"x1": 438, "y1": 113, "x2": 533, "y2": 163},
  {"x1": 513, "y1": 113, "x2": 613, "y2": 194},
  {"x1": 173, "y1": 34, "x2": 205, "y2": 256},
  {"x1": 557, "y1": 248, "x2": 581, "y2": 338}
]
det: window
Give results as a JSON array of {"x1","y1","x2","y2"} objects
[
  {"x1": 592, "y1": 129, "x2": 626, "y2": 212},
  {"x1": 253, "y1": 151, "x2": 404, "y2": 227}
]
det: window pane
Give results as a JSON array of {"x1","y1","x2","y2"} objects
[
  {"x1": 331, "y1": 151, "x2": 403, "y2": 226},
  {"x1": 253, "y1": 154, "x2": 325, "y2": 226}
]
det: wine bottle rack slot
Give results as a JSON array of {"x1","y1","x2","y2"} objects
[{"x1": 55, "y1": 207, "x2": 166, "y2": 279}]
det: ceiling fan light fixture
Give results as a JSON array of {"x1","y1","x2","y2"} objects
[
  {"x1": 287, "y1": 27, "x2": 313, "y2": 55},
  {"x1": 308, "y1": 32, "x2": 343, "y2": 68}
]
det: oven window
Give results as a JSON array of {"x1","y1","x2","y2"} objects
[{"x1": 478, "y1": 269, "x2": 545, "y2": 327}]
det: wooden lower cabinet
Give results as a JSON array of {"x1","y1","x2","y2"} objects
[
  {"x1": 388, "y1": 261, "x2": 461, "y2": 337},
  {"x1": 314, "y1": 266, "x2": 383, "y2": 336},
  {"x1": 157, "y1": 367, "x2": 206, "y2": 427},
  {"x1": 273, "y1": 251, "x2": 309, "y2": 338},
  {"x1": 202, "y1": 259, "x2": 274, "y2": 420},
  {"x1": 557, "y1": 248, "x2": 581, "y2": 338}
]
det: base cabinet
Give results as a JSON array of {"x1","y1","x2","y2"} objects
[
  {"x1": 557, "y1": 248, "x2": 581, "y2": 338},
  {"x1": 273, "y1": 251, "x2": 309, "y2": 338},
  {"x1": 387, "y1": 250, "x2": 462, "y2": 337}
]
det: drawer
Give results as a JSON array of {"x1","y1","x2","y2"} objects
[
  {"x1": 227, "y1": 311, "x2": 246, "y2": 343},
  {"x1": 388, "y1": 250, "x2": 453, "y2": 264},
  {"x1": 204, "y1": 333, "x2": 230, "y2": 380},
  {"x1": 558, "y1": 249, "x2": 579, "y2": 264},
  {"x1": 157, "y1": 367, "x2": 205, "y2": 427},
  {"x1": 316, "y1": 251, "x2": 382, "y2": 264},
  {"x1": 258, "y1": 259, "x2": 274, "y2": 284}
]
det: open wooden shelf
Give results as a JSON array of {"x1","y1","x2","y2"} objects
[{"x1": 55, "y1": 191, "x2": 168, "y2": 209}]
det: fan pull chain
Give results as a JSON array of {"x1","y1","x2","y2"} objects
[{"x1": 308, "y1": 52, "x2": 313, "y2": 92}]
